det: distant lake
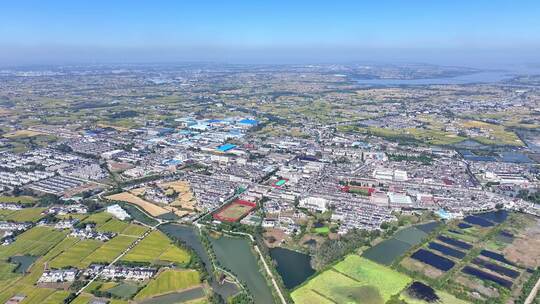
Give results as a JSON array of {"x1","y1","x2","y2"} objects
[
  {"x1": 354, "y1": 71, "x2": 514, "y2": 86},
  {"x1": 269, "y1": 247, "x2": 315, "y2": 289},
  {"x1": 500, "y1": 152, "x2": 533, "y2": 163}
]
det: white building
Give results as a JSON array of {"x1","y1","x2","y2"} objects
[{"x1": 298, "y1": 196, "x2": 328, "y2": 212}]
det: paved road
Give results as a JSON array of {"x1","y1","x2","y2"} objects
[{"x1": 525, "y1": 275, "x2": 540, "y2": 304}]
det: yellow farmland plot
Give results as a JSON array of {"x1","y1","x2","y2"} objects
[
  {"x1": 106, "y1": 192, "x2": 169, "y2": 217},
  {"x1": 49, "y1": 239, "x2": 102, "y2": 268},
  {"x1": 0, "y1": 207, "x2": 47, "y2": 222},
  {"x1": 3, "y1": 129, "x2": 44, "y2": 138},
  {"x1": 121, "y1": 231, "x2": 190, "y2": 264},
  {"x1": 120, "y1": 224, "x2": 149, "y2": 237},
  {"x1": 81, "y1": 235, "x2": 136, "y2": 267},
  {"x1": 460, "y1": 120, "x2": 524, "y2": 146},
  {"x1": 134, "y1": 269, "x2": 201, "y2": 300},
  {"x1": 0, "y1": 227, "x2": 67, "y2": 259},
  {"x1": 83, "y1": 212, "x2": 114, "y2": 225}
]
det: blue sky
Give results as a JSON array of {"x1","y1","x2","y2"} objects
[{"x1": 1, "y1": 0, "x2": 539, "y2": 65}]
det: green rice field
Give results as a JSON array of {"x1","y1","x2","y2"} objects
[
  {"x1": 0, "y1": 207, "x2": 47, "y2": 222},
  {"x1": 106, "y1": 282, "x2": 140, "y2": 299},
  {"x1": 400, "y1": 288, "x2": 470, "y2": 304},
  {"x1": 97, "y1": 219, "x2": 148, "y2": 236},
  {"x1": 83, "y1": 212, "x2": 114, "y2": 225},
  {"x1": 0, "y1": 226, "x2": 67, "y2": 259},
  {"x1": 0, "y1": 196, "x2": 37, "y2": 204},
  {"x1": 49, "y1": 239, "x2": 102, "y2": 268},
  {"x1": 134, "y1": 269, "x2": 200, "y2": 300},
  {"x1": 81, "y1": 235, "x2": 136, "y2": 266},
  {"x1": 42, "y1": 290, "x2": 71, "y2": 304},
  {"x1": 122, "y1": 231, "x2": 190, "y2": 264},
  {"x1": 292, "y1": 255, "x2": 412, "y2": 304},
  {"x1": 97, "y1": 218, "x2": 129, "y2": 233}
]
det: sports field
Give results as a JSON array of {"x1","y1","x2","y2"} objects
[
  {"x1": 313, "y1": 226, "x2": 330, "y2": 235},
  {"x1": 213, "y1": 199, "x2": 256, "y2": 222},
  {"x1": 134, "y1": 269, "x2": 200, "y2": 300},
  {"x1": 292, "y1": 255, "x2": 412, "y2": 304}
]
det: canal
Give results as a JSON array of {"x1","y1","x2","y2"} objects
[
  {"x1": 210, "y1": 235, "x2": 275, "y2": 304},
  {"x1": 159, "y1": 224, "x2": 238, "y2": 299}
]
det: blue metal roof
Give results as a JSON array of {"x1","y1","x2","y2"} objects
[
  {"x1": 238, "y1": 119, "x2": 258, "y2": 125},
  {"x1": 217, "y1": 143, "x2": 237, "y2": 152}
]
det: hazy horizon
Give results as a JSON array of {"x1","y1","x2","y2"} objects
[{"x1": 1, "y1": 0, "x2": 540, "y2": 67}]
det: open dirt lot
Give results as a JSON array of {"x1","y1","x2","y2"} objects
[
  {"x1": 504, "y1": 218, "x2": 540, "y2": 268},
  {"x1": 159, "y1": 180, "x2": 197, "y2": 211},
  {"x1": 3, "y1": 130, "x2": 44, "y2": 138}
]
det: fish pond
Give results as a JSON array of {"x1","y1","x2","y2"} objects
[
  {"x1": 472, "y1": 258, "x2": 520, "y2": 279},
  {"x1": 461, "y1": 266, "x2": 513, "y2": 288},
  {"x1": 405, "y1": 281, "x2": 440, "y2": 303},
  {"x1": 496, "y1": 231, "x2": 514, "y2": 244},
  {"x1": 463, "y1": 215, "x2": 494, "y2": 227},
  {"x1": 476, "y1": 210, "x2": 508, "y2": 223},
  {"x1": 9, "y1": 255, "x2": 38, "y2": 273},
  {"x1": 363, "y1": 222, "x2": 440, "y2": 265},
  {"x1": 410, "y1": 249, "x2": 455, "y2": 271},
  {"x1": 480, "y1": 249, "x2": 516, "y2": 267},
  {"x1": 457, "y1": 223, "x2": 472, "y2": 229},
  {"x1": 269, "y1": 247, "x2": 315, "y2": 289},
  {"x1": 437, "y1": 236, "x2": 472, "y2": 250},
  {"x1": 427, "y1": 242, "x2": 466, "y2": 259}
]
